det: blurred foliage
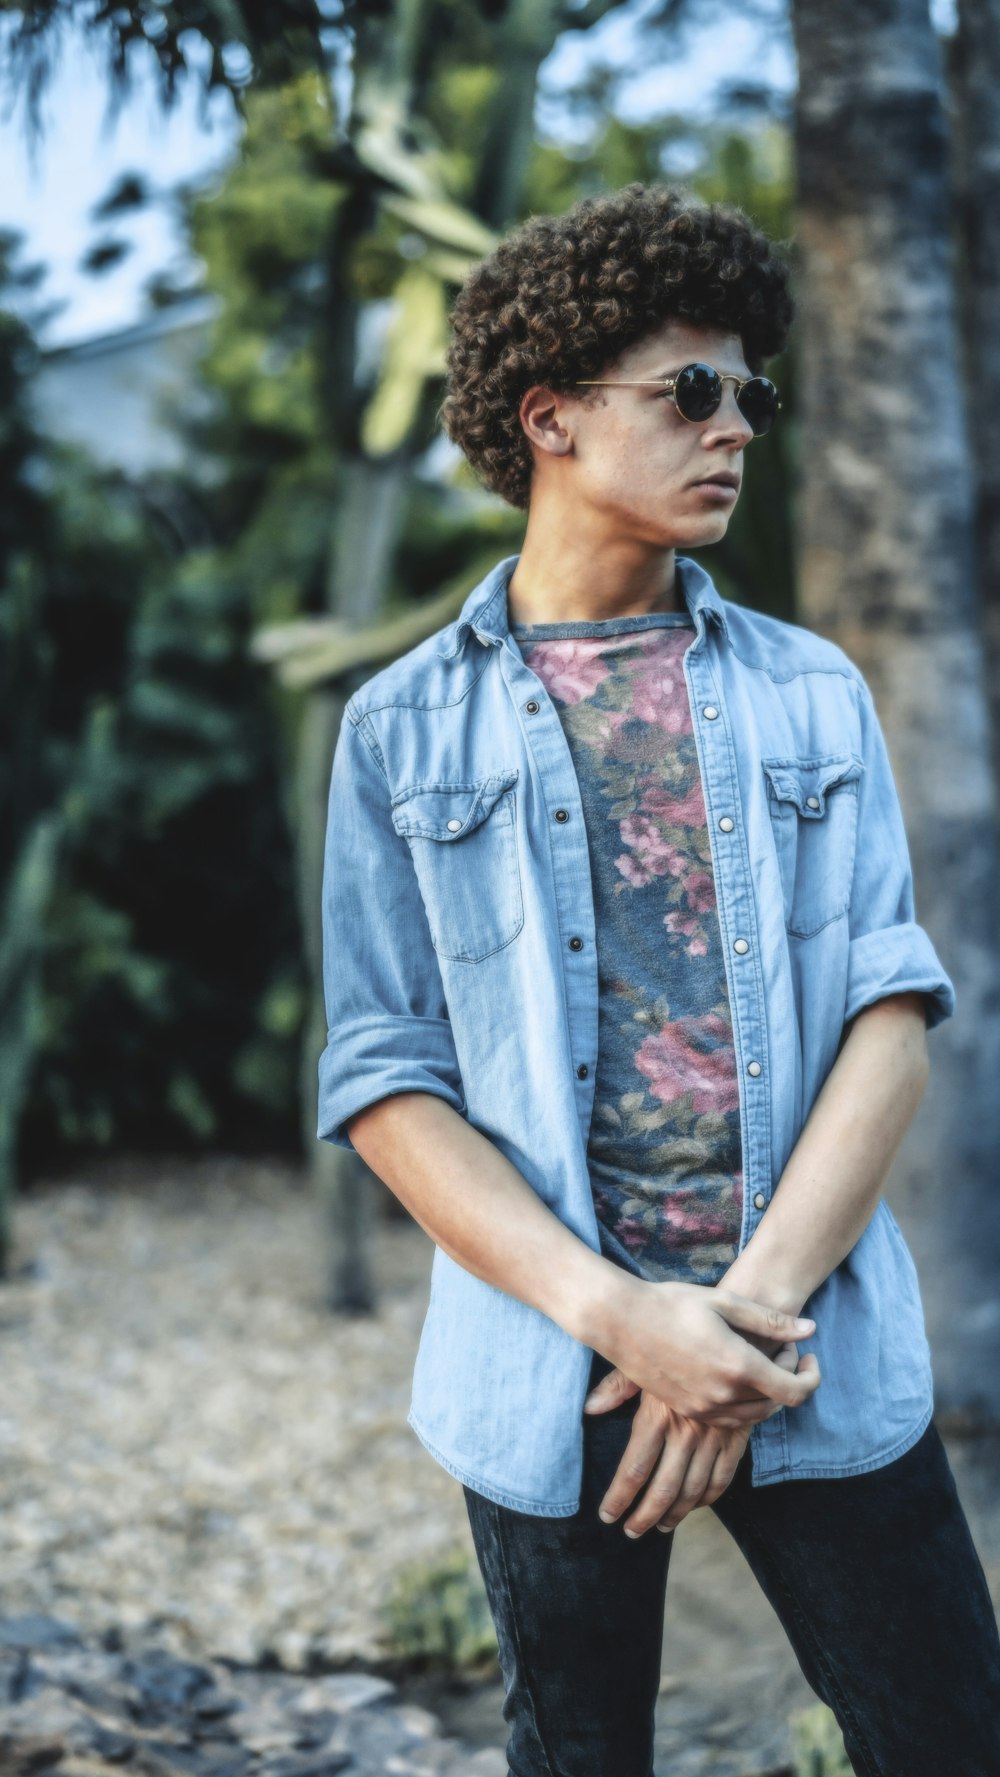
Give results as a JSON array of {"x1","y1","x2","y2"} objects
[
  {"x1": 0, "y1": 228, "x2": 305, "y2": 1176},
  {"x1": 789, "y1": 1701, "x2": 851, "y2": 1776},
  {"x1": 381, "y1": 1544, "x2": 499, "y2": 1671},
  {"x1": 2, "y1": 10, "x2": 798, "y2": 1193},
  {"x1": 27, "y1": 546, "x2": 305, "y2": 1155},
  {"x1": 0, "y1": 0, "x2": 338, "y2": 138}
]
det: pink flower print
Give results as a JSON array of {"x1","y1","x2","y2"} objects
[
  {"x1": 615, "y1": 814, "x2": 686, "y2": 887},
  {"x1": 521, "y1": 640, "x2": 611, "y2": 706},
  {"x1": 615, "y1": 1211, "x2": 650, "y2": 1253},
  {"x1": 664, "y1": 910, "x2": 700, "y2": 938},
  {"x1": 625, "y1": 644, "x2": 694, "y2": 735},
  {"x1": 660, "y1": 1190, "x2": 735, "y2": 1242},
  {"x1": 663, "y1": 908, "x2": 709, "y2": 957},
  {"x1": 683, "y1": 869, "x2": 717, "y2": 914},
  {"x1": 634, "y1": 1013, "x2": 740, "y2": 1114},
  {"x1": 642, "y1": 781, "x2": 706, "y2": 829},
  {"x1": 617, "y1": 851, "x2": 653, "y2": 888},
  {"x1": 592, "y1": 1192, "x2": 649, "y2": 1254}
]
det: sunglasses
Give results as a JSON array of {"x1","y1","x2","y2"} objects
[{"x1": 574, "y1": 362, "x2": 781, "y2": 437}]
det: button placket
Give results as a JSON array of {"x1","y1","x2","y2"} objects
[
  {"x1": 503, "y1": 647, "x2": 599, "y2": 1141},
  {"x1": 682, "y1": 642, "x2": 771, "y2": 1264}
]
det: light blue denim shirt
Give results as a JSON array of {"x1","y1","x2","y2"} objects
[{"x1": 318, "y1": 552, "x2": 956, "y2": 1516}]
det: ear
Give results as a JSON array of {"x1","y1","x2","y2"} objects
[{"x1": 518, "y1": 383, "x2": 575, "y2": 462}]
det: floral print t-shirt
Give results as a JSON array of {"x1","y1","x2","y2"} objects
[{"x1": 511, "y1": 596, "x2": 744, "y2": 1286}]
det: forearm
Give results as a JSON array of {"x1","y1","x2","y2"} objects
[
  {"x1": 345, "y1": 1091, "x2": 623, "y2": 1345},
  {"x1": 717, "y1": 991, "x2": 930, "y2": 1316},
  {"x1": 349, "y1": 1090, "x2": 818, "y2": 1424}
]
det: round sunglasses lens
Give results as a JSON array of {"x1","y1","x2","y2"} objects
[
  {"x1": 737, "y1": 378, "x2": 778, "y2": 436},
  {"x1": 674, "y1": 363, "x2": 722, "y2": 422}
]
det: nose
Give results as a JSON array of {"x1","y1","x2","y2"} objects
[{"x1": 705, "y1": 384, "x2": 753, "y2": 449}]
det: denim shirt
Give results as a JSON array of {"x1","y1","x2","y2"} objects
[{"x1": 318, "y1": 552, "x2": 957, "y2": 1516}]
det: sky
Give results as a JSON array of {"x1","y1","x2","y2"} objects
[{"x1": 0, "y1": 0, "x2": 950, "y2": 352}]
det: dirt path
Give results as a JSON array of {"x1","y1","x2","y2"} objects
[{"x1": 3, "y1": 1155, "x2": 997, "y2": 1775}]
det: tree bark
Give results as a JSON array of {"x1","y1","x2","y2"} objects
[
  {"x1": 791, "y1": 0, "x2": 1000, "y2": 1421},
  {"x1": 947, "y1": 0, "x2": 1000, "y2": 799}
]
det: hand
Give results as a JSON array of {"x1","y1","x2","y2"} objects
[
  {"x1": 587, "y1": 1339, "x2": 807, "y2": 1537},
  {"x1": 596, "y1": 1275, "x2": 820, "y2": 1429}
]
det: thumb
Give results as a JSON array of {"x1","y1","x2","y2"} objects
[
  {"x1": 714, "y1": 1292, "x2": 816, "y2": 1344},
  {"x1": 583, "y1": 1367, "x2": 639, "y2": 1413}
]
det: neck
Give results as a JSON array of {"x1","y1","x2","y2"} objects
[{"x1": 507, "y1": 503, "x2": 682, "y2": 627}]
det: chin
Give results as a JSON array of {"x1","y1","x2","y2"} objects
[{"x1": 669, "y1": 517, "x2": 731, "y2": 547}]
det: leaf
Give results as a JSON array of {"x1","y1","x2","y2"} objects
[
  {"x1": 249, "y1": 549, "x2": 506, "y2": 691},
  {"x1": 379, "y1": 192, "x2": 498, "y2": 256},
  {"x1": 359, "y1": 264, "x2": 449, "y2": 457}
]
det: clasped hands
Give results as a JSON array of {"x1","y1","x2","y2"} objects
[{"x1": 582, "y1": 1278, "x2": 820, "y2": 1541}]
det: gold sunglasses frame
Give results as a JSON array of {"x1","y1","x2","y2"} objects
[{"x1": 573, "y1": 365, "x2": 781, "y2": 433}]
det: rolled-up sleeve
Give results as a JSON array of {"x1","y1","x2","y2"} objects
[
  {"x1": 317, "y1": 700, "x2": 466, "y2": 1151},
  {"x1": 844, "y1": 675, "x2": 956, "y2": 1031}
]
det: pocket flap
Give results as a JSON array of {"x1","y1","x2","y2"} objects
[
  {"x1": 762, "y1": 753, "x2": 863, "y2": 818},
  {"x1": 390, "y1": 769, "x2": 519, "y2": 840}
]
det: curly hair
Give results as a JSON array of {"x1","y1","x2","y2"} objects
[{"x1": 439, "y1": 181, "x2": 795, "y2": 510}]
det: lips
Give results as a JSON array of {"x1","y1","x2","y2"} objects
[{"x1": 692, "y1": 473, "x2": 739, "y2": 490}]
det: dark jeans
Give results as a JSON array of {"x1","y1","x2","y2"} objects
[{"x1": 462, "y1": 1353, "x2": 1000, "y2": 1777}]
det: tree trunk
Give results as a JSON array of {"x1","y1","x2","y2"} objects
[
  {"x1": 302, "y1": 460, "x2": 410, "y2": 1314},
  {"x1": 0, "y1": 817, "x2": 60, "y2": 1277},
  {"x1": 302, "y1": 0, "x2": 594, "y2": 1309},
  {"x1": 947, "y1": 0, "x2": 1000, "y2": 798},
  {"x1": 791, "y1": 0, "x2": 1000, "y2": 1421}
]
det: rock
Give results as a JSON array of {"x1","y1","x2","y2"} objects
[
  {"x1": 121, "y1": 1652, "x2": 216, "y2": 1717},
  {"x1": 256, "y1": 1755, "x2": 353, "y2": 1776},
  {"x1": 0, "y1": 1733, "x2": 72, "y2": 1775},
  {"x1": 0, "y1": 1614, "x2": 84, "y2": 1651},
  {"x1": 294, "y1": 1674, "x2": 395, "y2": 1713},
  {"x1": 0, "y1": 1615, "x2": 490, "y2": 1777},
  {"x1": 389, "y1": 1702, "x2": 440, "y2": 1740}
]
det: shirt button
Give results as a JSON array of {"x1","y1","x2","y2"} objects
[
  {"x1": 569, "y1": 936, "x2": 584, "y2": 950},
  {"x1": 702, "y1": 704, "x2": 719, "y2": 719},
  {"x1": 754, "y1": 1192, "x2": 766, "y2": 1210},
  {"x1": 747, "y1": 1060, "x2": 762, "y2": 1076},
  {"x1": 555, "y1": 808, "x2": 569, "y2": 822},
  {"x1": 718, "y1": 816, "x2": 734, "y2": 832},
  {"x1": 446, "y1": 819, "x2": 462, "y2": 832},
  {"x1": 577, "y1": 1063, "x2": 589, "y2": 1079},
  {"x1": 733, "y1": 937, "x2": 749, "y2": 954},
  {"x1": 806, "y1": 795, "x2": 820, "y2": 809},
  {"x1": 525, "y1": 699, "x2": 540, "y2": 714}
]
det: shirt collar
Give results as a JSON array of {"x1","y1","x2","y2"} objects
[{"x1": 436, "y1": 551, "x2": 732, "y2": 659}]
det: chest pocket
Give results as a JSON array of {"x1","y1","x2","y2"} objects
[
  {"x1": 390, "y1": 769, "x2": 523, "y2": 963},
  {"x1": 761, "y1": 753, "x2": 864, "y2": 938}
]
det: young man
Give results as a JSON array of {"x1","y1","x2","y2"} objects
[{"x1": 318, "y1": 184, "x2": 1000, "y2": 1775}]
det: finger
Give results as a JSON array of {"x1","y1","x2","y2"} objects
[
  {"x1": 681, "y1": 1392, "x2": 787, "y2": 1428},
  {"x1": 697, "y1": 1433, "x2": 749, "y2": 1509},
  {"x1": 725, "y1": 1341, "x2": 822, "y2": 1409},
  {"x1": 640, "y1": 1439, "x2": 721, "y2": 1536},
  {"x1": 624, "y1": 1433, "x2": 707, "y2": 1537},
  {"x1": 714, "y1": 1293, "x2": 815, "y2": 1346},
  {"x1": 583, "y1": 1367, "x2": 640, "y2": 1414},
  {"x1": 771, "y1": 1340, "x2": 801, "y2": 1372},
  {"x1": 697, "y1": 1357, "x2": 819, "y2": 1425},
  {"x1": 597, "y1": 1409, "x2": 685, "y2": 1525}
]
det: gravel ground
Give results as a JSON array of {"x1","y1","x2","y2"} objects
[
  {"x1": 1, "y1": 1155, "x2": 465, "y2": 1673},
  {"x1": 3, "y1": 1153, "x2": 998, "y2": 1774}
]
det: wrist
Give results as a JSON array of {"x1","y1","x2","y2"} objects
[
  {"x1": 557, "y1": 1252, "x2": 644, "y2": 1352},
  {"x1": 716, "y1": 1264, "x2": 807, "y2": 1321}
]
